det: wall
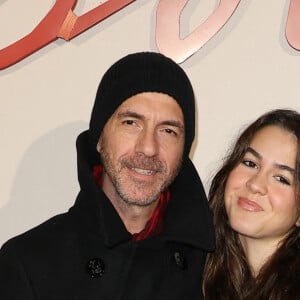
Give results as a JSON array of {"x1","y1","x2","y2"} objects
[{"x1": 0, "y1": 0, "x2": 299, "y2": 246}]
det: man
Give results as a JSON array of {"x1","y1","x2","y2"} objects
[{"x1": 0, "y1": 52, "x2": 214, "y2": 299}]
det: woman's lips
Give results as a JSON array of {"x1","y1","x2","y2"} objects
[{"x1": 237, "y1": 197, "x2": 263, "y2": 212}]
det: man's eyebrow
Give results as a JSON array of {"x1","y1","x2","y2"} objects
[
  {"x1": 246, "y1": 147, "x2": 295, "y2": 174},
  {"x1": 117, "y1": 110, "x2": 143, "y2": 120},
  {"x1": 160, "y1": 120, "x2": 184, "y2": 130},
  {"x1": 117, "y1": 110, "x2": 184, "y2": 129}
]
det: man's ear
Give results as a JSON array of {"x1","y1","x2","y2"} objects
[{"x1": 96, "y1": 139, "x2": 101, "y2": 153}]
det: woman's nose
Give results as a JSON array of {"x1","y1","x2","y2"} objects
[{"x1": 246, "y1": 172, "x2": 268, "y2": 195}]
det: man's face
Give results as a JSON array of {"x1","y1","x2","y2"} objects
[{"x1": 97, "y1": 92, "x2": 185, "y2": 207}]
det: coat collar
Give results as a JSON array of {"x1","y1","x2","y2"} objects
[{"x1": 72, "y1": 131, "x2": 215, "y2": 251}]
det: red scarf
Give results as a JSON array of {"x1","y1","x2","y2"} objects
[{"x1": 93, "y1": 165, "x2": 170, "y2": 241}]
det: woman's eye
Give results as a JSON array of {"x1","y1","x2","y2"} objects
[
  {"x1": 274, "y1": 175, "x2": 291, "y2": 186},
  {"x1": 242, "y1": 159, "x2": 257, "y2": 168}
]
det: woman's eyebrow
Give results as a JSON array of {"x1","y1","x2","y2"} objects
[
  {"x1": 274, "y1": 163, "x2": 295, "y2": 175},
  {"x1": 246, "y1": 147, "x2": 261, "y2": 159}
]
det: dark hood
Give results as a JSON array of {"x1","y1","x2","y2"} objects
[{"x1": 74, "y1": 130, "x2": 215, "y2": 251}]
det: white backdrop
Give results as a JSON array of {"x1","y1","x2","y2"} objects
[{"x1": 1, "y1": 0, "x2": 299, "y2": 246}]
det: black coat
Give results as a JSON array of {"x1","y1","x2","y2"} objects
[{"x1": 0, "y1": 131, "x2": 215, "y2": 300}]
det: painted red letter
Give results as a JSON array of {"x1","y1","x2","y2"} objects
[
  {"x1": 0, "y1": 0, "x2": 75, "y2": 70},
  {"x1": 0, "y1": 0, "x2": 135, "y2": 70}
]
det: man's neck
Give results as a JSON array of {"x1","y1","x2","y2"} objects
[
  {"x1": 111, "y1": 199, "x2": 158, "y2": 234},
  {"x1": 101, "y1": 174, "x2": 159, "y2": 234}
]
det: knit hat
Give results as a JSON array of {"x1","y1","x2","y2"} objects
[{"x1": 89, "y1": 52, "x2": 195, "y2": 159}]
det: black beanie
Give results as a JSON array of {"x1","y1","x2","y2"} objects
[{"x1": 89, "y1": 52, "x2": 195, "y2": 159}]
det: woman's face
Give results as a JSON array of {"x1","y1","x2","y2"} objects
[{"x1": 224, "y1": 125, "x2": 300, "y2": 243}]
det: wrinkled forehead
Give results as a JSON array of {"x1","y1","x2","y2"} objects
[{"x1": 110, "y1": 92, "x2": 184, "y2": 124}]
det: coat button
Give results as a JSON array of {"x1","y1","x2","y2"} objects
[
  {"x1": 173, "y1": 251, "x2": 186, "y2": 269},
  {"x1": 86, "y1": 258, "x2": 105, "y2": 277}
]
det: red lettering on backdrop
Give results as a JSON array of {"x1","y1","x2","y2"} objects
[
  {"x1": 1, "y1": 0, "x2": 300, "y2": 70},
  {"x1": 0, "y1": 0, "x2": 135, "y2": 70},
  {"x1": 286, "y1": 0, "x2": 300, "y2": 50},
  {"x1": 156, "y1": 0, "x2": 241, "y2": 63}
]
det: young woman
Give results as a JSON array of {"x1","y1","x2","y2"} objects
[{"x1": 203, "y1": 109, "x2": 300, "y2": 299}]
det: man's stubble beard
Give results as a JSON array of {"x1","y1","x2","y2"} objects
[{"x1": 98, "y1": 137, "x2": 183, "y2": 208}]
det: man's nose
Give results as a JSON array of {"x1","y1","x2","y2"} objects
[{"x1": 135, "y1": 129, "x2": 159, "y2": 157}]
